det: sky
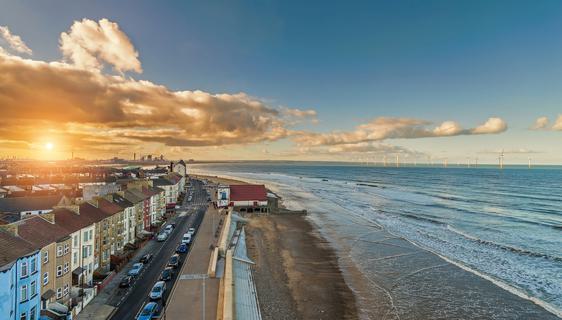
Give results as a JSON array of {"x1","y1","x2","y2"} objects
[{"x1": 1, "y1": 0, "x2": 562, "y2": 164}]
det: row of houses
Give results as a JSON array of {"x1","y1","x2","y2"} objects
[{"x1": 0, "y1": 172, "x2": 186, "y2": 320}]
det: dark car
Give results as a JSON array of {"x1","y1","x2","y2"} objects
[
  {"x1": 176, "y1": 243, "x2": 188, "y2": 254},
  {"x1": 119, "y1": 275, "x2": 133, "y2": 288},
  {"x1": 160, "y1": 267, "x2": 174, "y2": 281},
  {"x1": 140, "y1": 253, "x2": 153, "y2": 264},
  {"x1": 167, "y1": 254, "x2": 180, "y2": 268}
]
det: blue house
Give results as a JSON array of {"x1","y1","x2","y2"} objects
[{"x1": 0, "y1": 230, "x2": 42, "y2": 320}]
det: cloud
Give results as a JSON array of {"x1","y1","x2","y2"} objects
[
  {"x1": 552, "y1": 115, "x2": 562, "y2": 131},
  {"x1": 326, "y1": 142, "x2": 425, "y2": 157},
  {"x1": 471, "y1": 117, "x2": 507, "y2": 134},
  {"x1": 478, "y1": 148, "x2": 542, "y2": 154},
  {"x1": 531, "y1": 116, "x2": 549, "y2": 130},
  {"x1": 282, "y1": 108, "x2": 317, "y2": 118},
  {"x1": 0, "y1": 44, "x2": 307, "y2": 155},
  {"x1": 0, "y1": 26, "x2": 32, "y2": 55},
  {"x1": 294, "y1": 116, "x2": 508, "y2": 147},
  {"x1": 59, "y1": 18, "x2": 142, "y2": 73}
]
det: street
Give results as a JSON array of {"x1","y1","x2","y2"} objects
[{"x1": 109, "y1": 179, "x2": 210, "y2": 320}]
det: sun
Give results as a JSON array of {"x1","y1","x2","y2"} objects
[{"x1": 45, "y1": 142, "x2": 54, "y2": 150}]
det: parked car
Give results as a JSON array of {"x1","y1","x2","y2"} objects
[
  {"x1": 176, "y1": 243, "x2": 188, "y2": 254},
  {"x1": 128, "y1": 263, "x2": 144, "y2": 277},
  {"x1": 119, "y1": 275, "x2": 133, "y2": 288},
  {"x1": 157, "y1": 232, "x2": 168, "y2": 242},
  {"x1": 160, "y1": 267, "x2": 174, "y2": 281},
  {"x1": 164, "y1": 224, "x2": 174, "y2": 233},
  {"x1": 181, "y1": 233, "x2": 191, "y2": 244},
  {"x1": 140, "y1": 253, "x2": 153, "y2": 264},
  {"x1": 137, "y1": 302, "x2": 159, "y2": 320},
  {"x1": 168, "y1": 254, "x2": 180, "y2": 268},
  {"x1": 149, "y1": 281, "x2": 166, "y2": 300},
  {"x1": 187, "y1": 227, "x2": 195, "y2": 236}
]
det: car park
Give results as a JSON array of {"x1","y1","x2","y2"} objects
[
  {"x1": 137, "y1": 302, "x2": 159, "y2": 320},
  {"x1": 168, "y1": 254, "x2": 180, "y2": 268},
  {"x1": 139, "y1": 253, "x2": 153, "y2": 263},
  {"x1": 156, "y1": 232, "x2": 168, "y2": 241},
  {"x1": 119, "y1": 275, "x2": 133, "y2": 288},
  {"x1": 128, "y1": 263, "x2": 144, "y2": 277},
  {"x1": 160, "y1": 267, "x2": 174, "y2": 281},
  {"x1": 149, "y1": 281, "x2": 166, "y2": 300},
  {"x1": 176, "y1": 243, "x2": 188, "y2": 253}
]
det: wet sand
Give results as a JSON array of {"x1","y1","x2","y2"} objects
[{"x1": 245, "y1": 215, "x2": 358, "y2": 320}]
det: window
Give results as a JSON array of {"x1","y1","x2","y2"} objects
[
  {"x1": 56, "y1": 246, "x2": 62, "y2": 257},
  {"x1": 43, "y1": 272, "x2": 49, "y2": 285},
  {"x1": 73, "y1": 252, "x2": 78, "y2": 264},
  {"x1": 56, "y1": 265, "x2": 62, "y2": 277},
  {"x1": 63, "y1": 262, "x2": 69, "y2": 274},
  {"x1": 63, "y1": 244, "x2": 69, "y2": 255},
  {"x1": 73, "y1": 235, "x2": 78, "y2": 247},
  {"x1": 82, "y1": 246, "x2": 88, "y2": 258},
  {"x1": 20, "y1": 313, "x2": 26, "y2": 320},
  {"x1": 20, "y1": 285, "x2": 27, "y2": 302},
  {"x1": 30, "y1": 258, "x2": 36, "y2": 274},
  {"x1": 56, "y1": 287, "x2": 62, "y2": 299},
  {"x1": 30, "y1": 281, "x2": 36, "y2": 298},
  {"x1": 63, "y1": 284, "x2": 69, "y2": 296},
  {"x1": 21, "y1": 261, "x2": 28, "y2": 278},
  {"x1": 30, "y1": 307, "x2": 36, "y2": 320},
  {"x1": 43, "y1": 251, "x2": 48, "y2": 264}
]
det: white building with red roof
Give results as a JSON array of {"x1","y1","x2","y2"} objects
[{"x1": 226, "y1": 185, "x2": 269, "y2": 213}]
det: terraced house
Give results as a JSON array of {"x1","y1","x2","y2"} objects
[
  {"x1": 2, "y1": 215, "x2": 74, "y2": 317},
  {"x1": 51, "y1": 207, "x2": 97, "y2": 314},
  {"x1": 0, "y1": 230, "x2": 41, "y2": 320}
]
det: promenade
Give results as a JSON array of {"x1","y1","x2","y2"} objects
[{"x1": 163, "y1": 202, "x2": 222, "y2": 319}]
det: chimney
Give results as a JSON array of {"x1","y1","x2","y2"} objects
[{"x1": 170, "y1": 161, "x2": 174, "y2": 173}]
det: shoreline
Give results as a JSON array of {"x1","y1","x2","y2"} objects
[
  {"x1": 193, "y1": 172, "x2": 561, "y2": 320},
  {"x1": 194, "y1": 174, "x2": 359, "y2": 319}
]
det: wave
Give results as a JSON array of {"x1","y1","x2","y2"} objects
[
  {"x1": 430, "y1": 249, "x2": 562, "y2": 319},
  {"x1": 446, "y1": 225, "x2": 562, "y2": 263}
]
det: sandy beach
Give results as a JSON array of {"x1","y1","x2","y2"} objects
[{"x1": 194, "y1": 174, "x2": 358, "y2": 320}]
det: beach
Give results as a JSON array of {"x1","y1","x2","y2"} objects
[
  {"x1": 194, "y1": 174, "x2": 358, "y2": 319},
  {"x1": 194, "y1": 168, "x2": 561, "y2": 320}
]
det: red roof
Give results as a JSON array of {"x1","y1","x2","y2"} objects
[{"x1": 229, "y1": 185, "x2": 267, "y2": 201}]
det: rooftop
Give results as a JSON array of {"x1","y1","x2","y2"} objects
[
  {"x1": 14, "y1": 215, "x2": 70, "y2": 249},
  {"x1": 0, "y1": 229, "x2": 37, "y2": 268},
  {"x1": 230, "y1": 185, "x2": 267, "y2": 202},
  {"x1": 0, "y1": 195, "x2": 63, "y2": 213}
]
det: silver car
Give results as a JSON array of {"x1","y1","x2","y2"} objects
[{"x1": 149, "y1": 281, "x2": 166, "y2": 300}]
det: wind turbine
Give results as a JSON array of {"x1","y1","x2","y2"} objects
[
  {"x1": 499, "y1": 149, "x2": 504, "y2": 169},
  {"x1": 528, "y1": 157, "x2": 532, "y2": 169},
  {"x1": 395, "y1": 154, "x2": 400, "y2": 168}
]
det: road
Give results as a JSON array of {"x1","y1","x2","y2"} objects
[{"x1": 110, "y1": 179, "x2": 210, "y2": 320}]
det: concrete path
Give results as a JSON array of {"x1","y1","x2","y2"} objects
[{"x1": 163, "y1": 205, "x2": 223, "y2": 320}]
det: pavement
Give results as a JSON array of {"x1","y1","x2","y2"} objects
[
  {"x1": 77, "y1": 179, "x2": 209, "y2": 320},
  {"x1": 163, "y1": 184, "x2": 223, "y2": 320}
]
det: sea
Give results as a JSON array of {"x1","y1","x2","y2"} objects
[{"x1": 191, "y1": 162, "x2": 562, "y2": 319}]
